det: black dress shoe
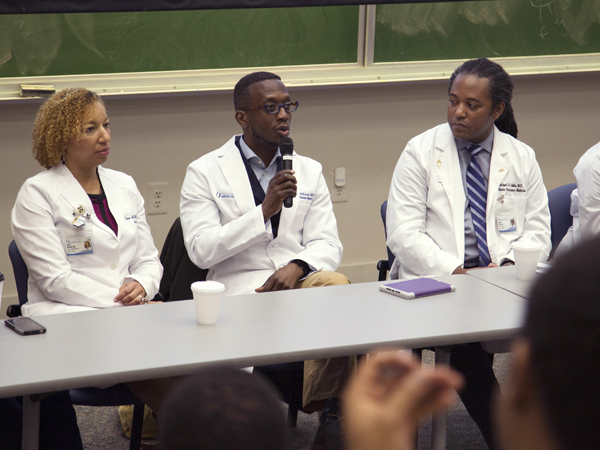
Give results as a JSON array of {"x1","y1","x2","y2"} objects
[{"x1": 311, "y1": 413, "x2": 343, "y2": 450}]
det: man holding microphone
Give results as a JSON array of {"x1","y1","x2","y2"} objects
[{"x1": 181, "y1": 71, "x2": 352, "y2": 449}]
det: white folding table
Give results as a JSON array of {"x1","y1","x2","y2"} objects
[
  {"x1": 0, "y1": 274, "x2": 526, "y2": 450},
  {"x1": 466, "y1": 264, "x2": 538, "y2": 298}
]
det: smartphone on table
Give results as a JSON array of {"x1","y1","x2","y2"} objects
[{"x1": 5, "y1": 317, "x2": 47, "y2": 335}]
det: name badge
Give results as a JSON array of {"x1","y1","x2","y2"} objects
[
  {"x1": 497, "y1": 209, "x2": 517, "y2": 233},
  {"x1": 64, "y1": 236, "x2": 93, "y2": 255}
]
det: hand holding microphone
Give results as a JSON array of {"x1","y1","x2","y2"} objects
[{"x1": 261, "y1": 137, "x2": 297, "y2": 222}]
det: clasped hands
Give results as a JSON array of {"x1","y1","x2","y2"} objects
[{"x1": 114, "y1": 280, "x2": 160, "y2": 306}]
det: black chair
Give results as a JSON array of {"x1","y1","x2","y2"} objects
[
  {"x1": 7, "y1": 240, "x2": 27, "y2": 317},
  {"x1": 7, "y1": 240, "x2": 145, "y2": 450},
  {"x1": 377, "y1": 200, "x2": 396, "y2": 281},
  {"x1": 156, "y1": 217, "x2": 208, "y2": 302},
  {"x1": 547, "y1": 183, "x2": 577, "y2": 259}
]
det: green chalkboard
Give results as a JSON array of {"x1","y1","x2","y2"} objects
[
  {"x1": 0, "y1": 6, "x2": 360, "y2": 78},
  {"x1": 375, "y1": 0, "x2": 600, "y2": 63}
]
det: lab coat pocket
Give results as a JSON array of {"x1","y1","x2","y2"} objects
[
  {"x1": 290, "y1": 201, "x2": 310, "y2": 230},
  {"x1": 296, "y1": 191, "x2": 314, "y2": 214},
  {"x1": 296, "y1": 201, "x2": 310, "y2": 215}
]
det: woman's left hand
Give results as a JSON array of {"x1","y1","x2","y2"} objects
[{"x1": 114, "y1": 281, "x2": 147, "y2": 306}]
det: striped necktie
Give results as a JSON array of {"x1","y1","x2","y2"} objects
[{"x1": 466, "y1": 144, "x2": 491, "y2": 267}]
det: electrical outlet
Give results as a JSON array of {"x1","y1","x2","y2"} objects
[
  {"x1": 331, "y1": 170, "x2": 348, "y2": 203},
  {"x1": 332, "y1": 186, "x2": 348, "y2": 203},
  {"x1": 147, "y1": 182, "x2": 168, "y2": 215}
]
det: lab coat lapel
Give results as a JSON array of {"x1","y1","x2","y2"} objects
[
  {"x1": 218, "y1": 140, "x2": 258, "y2": 214},
  {"x1": 57, "y1": 165, "x2": 95, "y2": 229},
  {"x1": 99, "y1": 168, "x2": 124, "y2": 240},
  {"x1": 434, "y1": 127, "x2": 466, "y2": 253},
  {"x1": 487, "y1": 128, "x2": 510, "y2": 207}
]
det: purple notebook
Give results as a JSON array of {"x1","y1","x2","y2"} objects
[{"x1": 379, "y1": 278, "x2": 455, "y2": 299}]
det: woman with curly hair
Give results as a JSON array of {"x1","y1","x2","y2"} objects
[{"x1": 11, "y1": 88, "x2": 162, "y2": 316}]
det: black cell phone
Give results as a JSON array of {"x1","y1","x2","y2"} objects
[{"x1": 5, "y1": 317, "x2": 47, "y2": 335}]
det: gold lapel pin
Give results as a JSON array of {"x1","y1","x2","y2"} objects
[
  {"x1": 499, "y1": 168, "x2": 505, "y2": 172},
  {"x1": 437, "y1": 160, "x2": 442, "y2": 168}
]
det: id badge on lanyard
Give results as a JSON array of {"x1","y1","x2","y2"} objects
[
  {"x1": 64, "y1": 234, "x2": 94, "y2": 255},
  {"x1": 496, "y1": 195, "x2": 517, "y2": 233}
]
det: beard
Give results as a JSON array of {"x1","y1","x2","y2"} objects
[{"x1": 251, "y1": 128, "x2": 279, "y2": 148}]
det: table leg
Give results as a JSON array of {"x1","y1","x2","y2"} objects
[
  {"x1": 432, "y1": 346, "x2": 452, "y2": 450},
  {"x1": 22, "y1": 394, "x2": 41, "y2": 450}
]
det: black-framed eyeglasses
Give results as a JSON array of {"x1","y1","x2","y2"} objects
[{"x1": 242, "y1": 101, "x2": 299, "y2": 114}]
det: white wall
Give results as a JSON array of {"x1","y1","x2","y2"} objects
[{"x1": 1, "y1": 71, "x2": 598, "y2": 315}]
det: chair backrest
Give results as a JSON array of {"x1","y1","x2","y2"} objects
[
  {"x1": 547, "y1": 183, "x2": 577, "y2": 259},
  {"x1": 8, "y1": 240, "x2": 28, "y2": 306},
  {"x1": 380, "y1": 201, "x2": 396, "y2": 268},
  {"x1": 158, "y1": 217, "x2": 208, "y2": 301}
]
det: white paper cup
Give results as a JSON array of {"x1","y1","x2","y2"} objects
[
  {"x1": 191, "y1": 281, "x2": 225, "y2": 325},
  {"x1": 512, "y1": 242, "x2": 542, "y2": 281}
]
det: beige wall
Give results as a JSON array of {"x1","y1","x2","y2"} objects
[{"x1": 1, "y1": 71, "x2": 598, "y2": 313}]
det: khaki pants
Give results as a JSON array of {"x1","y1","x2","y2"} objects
[{"x1": 295, "y1": 271, "x2": 357, "y2": 413}]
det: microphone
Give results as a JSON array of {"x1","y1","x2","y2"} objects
[{"x1": 280, "y1": 137, "x2": 294, "y2": 208}]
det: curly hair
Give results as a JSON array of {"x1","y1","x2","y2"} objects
[
  {"x1": 32, "y1": 88, "x2": 105, "y2": 169},
  {"x1": 448, "y1": 58, "x2": 518, "y2": 139}
]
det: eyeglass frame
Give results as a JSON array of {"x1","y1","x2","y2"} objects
[{"x1": 240, "y1": 101, "x2": 299, "y2": 115}]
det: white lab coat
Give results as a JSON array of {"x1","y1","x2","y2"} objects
[
  {"x1": 556, "y1": 141, "x2": 600, "y2": 257},
  {"x1": 387, "y1": 123, "x2": 551, "y2": 280},
  {"x1": 554, "y1": 188, "x2": 579, "y2": 259},
  {"x1": 180, "y1": 135, "x2": 343, "y2": 295},
  {"x1": 573, "y1": 141, "x2": 600, "y2": 240},
  {"x1": 11, "y1": 164, "x2": 162, "y2": 316}
]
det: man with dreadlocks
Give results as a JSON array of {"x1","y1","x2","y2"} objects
[{"x1": 385, "y1": 58, "x2": 551, "y2": 448}]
